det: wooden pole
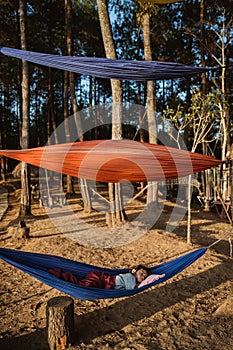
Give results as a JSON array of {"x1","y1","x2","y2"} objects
[
  {"x1": 46, "y1": 296, "x2": 74, "y2": 350},
  {"x1": 215, "y1": 187, "x2": 233, "y2": 226},
  {"x1": 230, "y1": 159, "x2": 233, "y2": 221}
]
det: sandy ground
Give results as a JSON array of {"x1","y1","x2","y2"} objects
[{"x1": 0, "y1": 184, "x2": 232, "y2": 350}]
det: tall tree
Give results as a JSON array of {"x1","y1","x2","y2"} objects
[
  {"x1": 185, "y1": 1, "x2": 232, "y2": 199},
  {"x1": 200, "y1": 0, "x2": 207, "y2": 94},
  {"x1": 64, "y1": 0, "x2": 74, "y2": 196},
  {"x1": 19, "y1": 0, "x2": 31, "y2": 217},
  {"x1": 65, "y1": 0, "x2": 93, "y2": 209},
  {"x1": 163, "y1": 89, "x2": 224, "y2": 242},
  {"x1": 138, "y1": 1, "x2": 158, "y2": 210},
  {"x1": 97, "y1": 0, "x2": 127, "y2": 227},
  {"x1": 0, "y1": 101, "x2": 5, "y2": 181}
]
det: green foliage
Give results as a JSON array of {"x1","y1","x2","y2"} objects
[
  {"x1": 0, "y1": 0, "x2": 232, "y2": 151},
  {"x1": 185, "y1": 89, "x2": 227, "y2": 126},
  {"x1": 136, "y1": 0, "x2": 159, "y2": 28},
  {"x1": 163, "y1": 89, "x2": 228, "y2": 151}
]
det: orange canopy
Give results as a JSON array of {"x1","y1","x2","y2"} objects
[{"x1": 0, "y1": 140, "x2": 221, "y2": 183}]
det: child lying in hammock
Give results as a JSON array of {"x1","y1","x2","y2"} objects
[{"x1": 48, "y1": 265, "x2": 165, "y2": 290}]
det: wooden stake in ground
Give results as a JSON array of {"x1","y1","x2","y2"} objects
[{"x1": 46, "y1": 296, "x2": 74, "y2": 350}]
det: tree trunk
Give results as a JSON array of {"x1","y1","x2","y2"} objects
[
  {"x1": 19, "y1": 0, "x2": 31, "y2": 217},
  {"x1": 97, "y1": 0, "x2": 125, "y2": 227},
  {"x1": 0, "y1": 124, "x2": 6, "y2": 181},
  {"x1": 64, "y1": 0, "x2": 74, "y2": 196},
  {"x1": 202, "y1": 142, "x2": 211, "y2": 211},
  {"x1": 203, "y1": 169, "x2": 211, "y2": 212},
  {"x1": 230, "y1": 145, "x2": 233, "y2": 221},
  {"x1": 64, "y1": 68, "x2": 73, "y2": 194},
  {"x1": 0, "y1": 85, "x2": 7, "y2": 181},
  {"x1": 48, "y1": 68, "x2": 58, "y2": 144},
  {"x1": 79, "y1": 178, "x2": 92, "y2": 213},
  {"x1": 142, "y1": 11, "x2": 158, "y2": 210},
  {"x1": 187, "y1": 174, "x2": 192, "y2": 244},
  {"x1": 47, "y1": 296, "x2": 74, "y2": 350},
  {"x1": 200, "y1": 0, "x2": 207, "y2": 94},
  {"x1": 219, "y1": 11, "x2": 230, "y2": 199},
  {"x1": 65, "y1": 0, "x2": 83, "y2": 141},
  {"x1": 66, "y1": 0, "x2": 87, "y2": 206}
]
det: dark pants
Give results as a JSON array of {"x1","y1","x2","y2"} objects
[{"x1": 48, "y1": 268, "x2": 116, "y2": 289}]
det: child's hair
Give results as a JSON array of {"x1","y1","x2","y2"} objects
[{"x1": 131, "y1": 264, "x2": 150, "y2": 275}]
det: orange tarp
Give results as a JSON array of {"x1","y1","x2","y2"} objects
[{"x1": 0, "y1": 140, "x2": 222, "y2": 183}]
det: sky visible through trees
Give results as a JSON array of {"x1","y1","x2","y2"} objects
[{"x1": 0, "y1": 0, "x2": 232, "y2": 154}]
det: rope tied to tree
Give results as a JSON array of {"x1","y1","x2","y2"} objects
[{"x1": 207, "y1": 230, "x2": 233, "y2": 258}]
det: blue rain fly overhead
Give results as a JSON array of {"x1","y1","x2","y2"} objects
[
  {"x1": 0, "y1": 47, "x2": 212, "y2": 81},
  {"x1": 0, "y1": 247, "x2": 206, "y2": 300}
]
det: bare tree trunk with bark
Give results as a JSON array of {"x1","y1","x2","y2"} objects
[
  {"x1": 97, "y1": 0, "x2": 126, "y2": 227},
  {"x1": 142, "y1": 11, "x2": 158, "y2": 211},
  {"x1": 64, "y1": 0, "x2": 75, "y2": 196},
  {"x1": 19, "y1": 0, "x2": 31, "y2": 217}
]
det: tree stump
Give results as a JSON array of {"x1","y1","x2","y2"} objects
[{"x1": 46, "y1": 296, "x2": 74, "y2": 350}]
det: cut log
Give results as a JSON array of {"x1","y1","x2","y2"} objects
[{"x1": 46, "y1": 296, "x2": 74, "y2": 350}]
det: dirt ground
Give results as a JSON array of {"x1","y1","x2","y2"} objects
[{"x1": 0, "y1": 183, "x2": 232, "y2": 350}]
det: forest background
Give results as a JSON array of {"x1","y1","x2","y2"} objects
[
  {"x1": 0, "y1": 3, "x2": 233, "y2": 348},
  {"x1": 0, "y1": 0, "x2": 232, "y2": 225}
]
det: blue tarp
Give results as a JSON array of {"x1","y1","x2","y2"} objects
[
  {"x1": 0, "y1": 47, "x2": 212, "y2": 81},
  {"x1": 0, "y1": 247, "x2": 206, "y2": 300}
]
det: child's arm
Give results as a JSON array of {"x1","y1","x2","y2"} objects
[{"x1": 137, "y1": 273, "x2": 165, "y2": 288}]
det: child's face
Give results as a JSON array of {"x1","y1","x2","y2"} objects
[{"x1": 135, "y1": 268, "x2": 148, "y2": 283}]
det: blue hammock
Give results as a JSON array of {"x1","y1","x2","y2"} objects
[
  {"x1": 0, "y1": 47, "x2": 212, "y2": 81},
  {"x1": 0, "y1": 247, "x2": 206, "y2": 300}
]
